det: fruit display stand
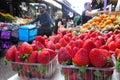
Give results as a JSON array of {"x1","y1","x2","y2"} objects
[{"x1": 0, "y1": 22, "x2": 19, "y2": 51}]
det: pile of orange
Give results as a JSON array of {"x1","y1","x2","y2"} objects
[{"x1": 82, "y1": 14, "x2": 117, "y2": 28}]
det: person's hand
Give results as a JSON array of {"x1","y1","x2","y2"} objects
[
  {"x1": 36, "y1": 24, "x2": 41, "y2": 29},
  {"x1": 102, "y1": 10, "x2": 108, "y2": 14},
  {"x1": 98, "y1": 10, "x2": 108, "y2": 14},
  {"x1": 38, "y1": 24, "x2": 41, "y2": 27}
]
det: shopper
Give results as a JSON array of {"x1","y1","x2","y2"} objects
[
  {"x1": 54, "y1": 10, "x2": 63, "y2": 34},
  {"x1": 29, "y1": 3, "x2": 53, "y2": 37},
  {"x1": 73, "y1": 13, "x2": 81, "y2": 27},
  {"x1": 81, "y1": 2, "x2": 107, "y2": 25},
  {"x1": 66, "y1": 12, "x2": 74, "y2": 28}
]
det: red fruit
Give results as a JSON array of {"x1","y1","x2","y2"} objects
[
  {"x1": 115, "y1": 39, "x2": 120, "y2": 48},
  {"x1": 108, "y1": 41, "x2": 116, "y2": 51},
  {"x1": 74, "y1": 48, "x2": 89, "y2": 66},
  {"x1": 6, "y1": 45, "x2": 17, "y2": 61},
  {"x1": 115, "y1": 34, "x2": 120, "y2": 40},
  {"x1": 89, "y1": 31, "x2": 100, "y2": 38},
  {"x1": 106, "y1": 35, "x2": 114, "y2": 45},
  {"x1": 65, "y1": 32, "x2": 73, "y2": 38},
  {"x1": 100, "y1": 49, "x2": 111, "y2": 58},
  {"x1": 82, "y1": 39, "x2": 96, "y2": 53},
  {"x1": 58, "y1": 26, "x2": 67, "y2": 35},
  {"x1": 37, "y1": 50, "x2": 50, "y2": 64},
  {"x1": 49, "y1": 35, "x2": 60, "y2": 44},
  {"x1": 28, "y1": 51, "x2": 38, "y2": 63},
  {"x1": 35, "y1": 36, "x2": 45, "y2": 45},
  {"x1": 42, "y1": 48, "x2": 56, "y2": 60},
  {"x1": 69, "y1": 72, "x2": 79, "y2": 80},
  {"x1": 100, "y1": 45, "x2": 109, "y2": 50},
  {"x1": 22, "y1": 64, "x2": 30, "y2": 72},
  {"x1": 59, "y1": 38, "x2": 68, "y2": 47},
  {"x1": 100, "y1": 49, "x2": 114, "y2": 67},
  {"x1": 115, "y1": 48, "x2": 120, "y2": 58},
  {"x1": 62, "y1": 67, "x2": 73, "y2": 75},
  {"x1": 71, "y1": 47, "x2": 79, "y2": 58},
  {"x1": 113, "y1": 29, "x2": 120, "y2": 34},
  {"x1": 19, "y1": 71, "x2": 28, "y2": 79},
  {"x1": 68, "y1": 40, "x2": 75, "y2": 49},
  {"x1": 46, "y1": 41, "x2": 56, "y2": 50},
  {"x1": 65, "y1": 45, "x2": 72, "y2": 55},
  {"x1": 94, "y1": 40, "x2": 102, "y2": 48},
  {"x1": 32, "y1": 40, "x2": 45, "y2": 50},
  {"x1": 15, "y1": 51, "x2": 24, "y2": 62},
  {"x1": 101, "y1": 70, "x2": 113, "y2": 79},
  {"x1": 17, "y1": 45, "x2": 22, "y2": 51},
  {"x1": 55, "y1": 43, "x2": 61, "y2": 50},
  {"x1": 31, "y1": 70, "x2": 41, "y2": 78},
  {"x1": 83, "y1": 34, "x2": 90, "y2": 40},
  {"x1": 104, "y1": 31, "x2": 113, "y2": 39},
  {"x1": 82, "y1": 70, "x2": 94, "y2": 80},
  {"x1": 20, "y1": 42, "x2": 33, "y2": 55},
  {"x1": 78, "y1": 33, "x2": 86, "y2": 40},
  {"x1": 89, "y1": 48, "x2": 107, "y2": 67},
  {"x1": 58, "y1": 47, "x2": 72, "y2": 64},
  {"x1": 63, "y1": 35, "x2": 71, "y2": 43},
  {"x1": 74, "y1": 39, "x2": 84, "y2": 48},
  {"x1": 98, "y1": 36, "x2": 106, "y2": 45}
]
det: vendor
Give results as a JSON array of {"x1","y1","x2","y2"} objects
[{"x1": 81, "y1": 2, "x2": 107, "y2": 25}]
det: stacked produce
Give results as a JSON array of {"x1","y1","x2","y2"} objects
[
  {"x1": 12, "y1": 17, "x2": 31, "y2": 25},
  {"x1": 74, "y1": 14, "x2": 120, "y2": 34},
  {"x1": 5, "y1": 36, "x2": 57, "y2": 79},
  {"x1": 5, "y1": 14, "x2": 120, "y2": 79},
  {"x1": 57, "y1": 26, "x2": 118, "y2": 80}
]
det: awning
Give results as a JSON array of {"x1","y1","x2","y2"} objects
[{"x1": 44, "y1": 0, "x2": 62, "y2": 9}]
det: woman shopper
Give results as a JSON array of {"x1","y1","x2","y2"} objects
[{"x1": 53, "y1": 10, "x2": 63, "y2": 34}]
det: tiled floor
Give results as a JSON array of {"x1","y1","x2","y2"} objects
[{"x1": 0, "y1": 50, "x2": 16, "y2": 80}]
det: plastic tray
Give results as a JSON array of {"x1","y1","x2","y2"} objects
[
  {"x1": 61, "y1": 65, "x2": 114, "y2": 80},
  {"x1": 10, "y1": 56, "x2": 58, "y2": 80}
]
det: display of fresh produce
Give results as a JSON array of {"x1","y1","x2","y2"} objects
[
  {"x1": 5, "y1": 36, "x2": 57, "y2": 79},
  {"x1": 56, "y1": 26, "x2": 116, "y2": 80},
  {"x1": 72, "y1": 14, "x2": 120, "y2": 35},
  {"x1": 12, "y1": 17, "x2": 31, "y2": 25},
  {"x1": 5, "y1": 13, "x2": 120, "y2": 80}
]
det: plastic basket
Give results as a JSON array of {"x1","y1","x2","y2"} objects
[
  {"x1": 61, "y1": 65, "x2": 114, "y2": 80},
  {"x1": 10, "y1": 56, "x2": 58, "y2": 80}
]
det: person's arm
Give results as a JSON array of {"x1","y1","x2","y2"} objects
[
  {"x1": 29, "y1": 15, "x2": 40, "y2": 24},
  {"x1": 85, "y1": 10, "x2": 107, "y2": 17}
]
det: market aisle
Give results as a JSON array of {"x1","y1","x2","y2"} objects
[{"x1": 0, "y1": 56, "x2": 16, "y2": 80}]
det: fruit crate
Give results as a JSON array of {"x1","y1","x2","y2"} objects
[
  {"x1": 61, "y1": 65, "x2": 114, "y2": 80},
  {"x1": 10, "y1": 56, "x2": 58, "y2": 80},
  {"x1": 18, "y1": 24, "x2": 37, "y2": 42}
]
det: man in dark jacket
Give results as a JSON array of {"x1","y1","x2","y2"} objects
[{"x1": 29, "y1": 3, "x2": 53, "y2": 37}]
